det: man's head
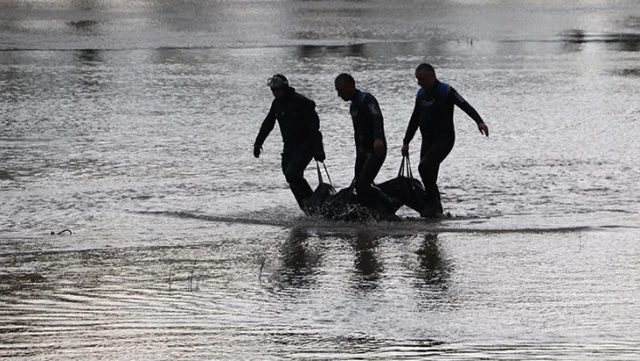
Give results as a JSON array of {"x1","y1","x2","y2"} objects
[
  {"x1": 334, "y1": 73, "x2": 357, "y2": 101},
  {"x1": 267, "y1": 74, "x2": 289, "y2": 99},
  {"x1": 415, "y1": 63, "x2": 437, "y2": 90}
]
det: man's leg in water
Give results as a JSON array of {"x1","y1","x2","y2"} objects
[
  {"x1": 418, "y1": 139, "x2": 454, "y2": 217},
  {"x1": 355, "y1": 151, "x2": 399, "y2": 214},
  {"x1": 282, "y1": 147, "x2": 314, "y2": 213}
]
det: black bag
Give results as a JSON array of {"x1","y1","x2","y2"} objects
[
  {"x1": 307, "y1": 162, "x2": 336, "y2": 216},
  {"x1": 377, "y1": 155, "x2": 428, "y2": 214},
  {"x1": 320, "y1": 179, "x2": 374, "y2": 222}
]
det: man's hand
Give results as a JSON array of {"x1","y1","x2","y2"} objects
[
  {"x1": 314, "y1": 151, "x2": 326, "y2": 162},
  {"x1": 478, "y1": 122, "x2": 489, "y2": 137},
  {"x1": 401, "y1": 144, "x2": 409, "y2": 157},
  {"x1": 374, "y1": 139, "x2": 386, "y2": 157},
  {"x1": 253, "y1": 145, "x2": 262, "y2": 158}
]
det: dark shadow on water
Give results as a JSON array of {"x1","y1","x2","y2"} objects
[
  {"x1": 349, "y1": 230, "x2": 383, "y2": 290},
  {"x1": 611, "y1": 68, "x2": 640, "y2": 77},
  {"x1": 66, "y1": 20, "x2": 100, "y2": 34},
  {"x1": 415, "y1": 233, "x2": 451, "y2": 288},
  {"x1": 560, "y1": 29, "x2": 640, "y2": 52},
  {"x1": 74, "y1": 48, "x2": 102, "y2": 65},
  {"x1": 293, "y1": 41, "x2": 453, "y2": 64},
  {"x1": 275, "y1": 226, "x2": 321, "y2": 288},
  {"x1": 413, "y1": 233, "x2": 455, "y2": 310},
  {"x1": 0, "y1": 272, "x2": 49, "y2": 292},
  {"x1": 0, "y1": 170, "x2": 14, "y2": 180}
]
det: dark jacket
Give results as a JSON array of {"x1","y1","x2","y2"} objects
[
  {"x1": 255, "y1": 87, "x2": 324, "y2": 153},
  {"x1": 350, "y1": 89, "x2": 386, "y2": 153},
  {"x1": 403, "y1": 80, "x2": 483, "y2": 144}
]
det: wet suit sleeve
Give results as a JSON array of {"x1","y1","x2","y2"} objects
[
  {"x1": 364, "y1": 94, "x2": 385, "y2": 141},
  {"x1": 350, "y1": 106, "x2": 364, "y2": 180},
  {"x1": 353, "y1": 120, "x2": 362, "y2": 151},
  {"x1": 254, "y1": 102, "x2": 277, "y2": 148},
  {"x1": 450, "y1": 87, "x2": 484, "y2": 125},
  {"x1": 402, "y1": 91, "x2": 421, "y2": 145},
  {"x1": 302, "y1": 98, "x2": 324, "y2": 154}
]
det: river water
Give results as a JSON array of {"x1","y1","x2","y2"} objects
[{"x1": 1, "y1": 1, "x2": 639, "y2": 360}]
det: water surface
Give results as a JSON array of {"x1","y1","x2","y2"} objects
[{"x1": 1, "y1": 0, "x2": 639, "y2": 359}]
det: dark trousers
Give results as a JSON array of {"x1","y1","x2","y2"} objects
[
  {"x1": 418, "y1": 137, "x2": 454, "y2": 214},
  {"x1": 282, "y1": 146, "x2": 314, "y2": 212},
  {"x1": 355, "y1": 150, "x2": 396, "y2": 213}
]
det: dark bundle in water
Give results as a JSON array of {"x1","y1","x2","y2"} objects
[{"x1": 307, "y1": 156, "x2": 432, "y2": 222}]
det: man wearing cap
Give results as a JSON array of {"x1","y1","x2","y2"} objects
[
  {"x1": 334, "y1": 73, "x2": 400, "y2": 217},
  {"x1": 254, "y1": 74, "x2": 326, "y2": 214},
  {"x1": 402, "y1": 63, "x2": 489, "y2": 218}
]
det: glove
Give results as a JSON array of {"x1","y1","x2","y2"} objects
[
  {"x1": 314, "y1": 151, "x2": 326, "y2": 162},
  {"x1": 253, "y1": 145, "x2": 262, "y2": 158}
]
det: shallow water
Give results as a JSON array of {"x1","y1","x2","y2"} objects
[
  {"x1": 1, "y1": 0, "x2": 639, "y2": 359},
  {"x1": 1, "y1": 227, "x2": 638, "y2": 360}
]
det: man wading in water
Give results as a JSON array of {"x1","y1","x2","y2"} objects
[
  {"x1": 402, "y1": 63, "x2": 489, "y2": 218},
  {"x1": 253, "y1": 74, "x2": 326, "y2": 215},
  {"x1": 334, "y1": 73, "x2": 400, "y2": 218}
]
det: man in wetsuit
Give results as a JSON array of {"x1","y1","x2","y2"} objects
[
  {"x1": 334, "y1": 73, "x2": 399, "y2": 216},
  {"x1": 402, "y1": 63, "x2": 489, "y2": 218},
  {"x1": 254, "y1": 74, "x2": 326, "y2": 214}
]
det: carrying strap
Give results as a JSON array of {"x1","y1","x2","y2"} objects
[
  {"x1": 405, "y1": 155, "x2": 415, "y2": 179},
  {"x1": 397, "y1": 155, "x2": 415, "y2": 179},
  {"x1": 348, "y1": 177, "x2": 356, "y2": 192},
  {"x1": 316, "y1": 161, "x2": 333, "y2": 186},
  {"x1": 397, "y1": 156, "x2": 405, "y2": 178}
]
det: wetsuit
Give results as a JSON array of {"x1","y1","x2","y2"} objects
[
  {"x1": 254, "y1": 87, "x2": 324, "y2": 212},
  {"x1": 403, "y1": 80, "x2": 484, "y2": 215},
  {"x1": 349, "y1": 89, "x2": 396, "y2": 213}
]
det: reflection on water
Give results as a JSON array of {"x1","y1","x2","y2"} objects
[
  {"x1": 0, "y1": 272, "x2": 48, "y2": 292},
  {"x1": 614, "y1": 67, "x2": 640, "y2": 77},
  {"x1": 66, "y1": 19, "x2": 100, "y2": 34},
  {"x1": 74, "y1": 48, "x2": 102, "y2": 64},
  {"x1": 351, "y1": 230, "x2": 383, "y2": 288},
  {"x1": 560, "y1": 29, "x2": 640, "y2": 51},
  {"x1": 275, "y1": 226, "x2": 321, "y2": 288},
  {"x1": 0, "y1": 226, "x2": 639, "y2": 359},
  {"x1": 415, "y1": 233, "x2": 450, "y2": 289}
]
